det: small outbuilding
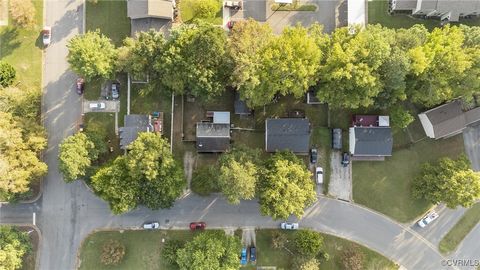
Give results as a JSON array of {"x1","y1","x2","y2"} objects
[
  {"x1": 265, "y1": 118, "x2": 310, "y2": 154},
  {"x1": 234, "y1": 92, "x2": 252, "y2": 116}
]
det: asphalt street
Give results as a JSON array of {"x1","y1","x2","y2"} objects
[{"x1": 0, "y1": 1, "x2": 479, "y2": 270}]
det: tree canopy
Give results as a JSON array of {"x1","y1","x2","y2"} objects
[
  {"x1": 259, "y1": 151, "x2": 316, "y2": 220},
  {"x1": 293, "y1": 229, "x2": 325, "y2": 257},
  {"x1": 67, "y1": 31, "x2": 117, "y2": 80},
  {"x1": 0, "y1": 226, "x2": 32, "y2": 270},
  {"x1": 175, "y1": 231, "x2": 241, "y2": 270},
  {"x1": 413, "y1": 155, "x2": 480, "y2": 208},
  {"x1": 0, "y1": 61, "x2": 16, "y2": 88}
]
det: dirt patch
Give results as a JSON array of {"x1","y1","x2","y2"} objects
[{"x1": 183, "y1": 151, "x2": 195, "y2": 190}]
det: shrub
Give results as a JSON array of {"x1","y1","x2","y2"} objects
[
  {"x1": 191, "y1": 166, "x2": 220, "y2": 196},
  {"x1": 390, "y1": 106, "x2": 414, "y2": 129},
  {"x1": 0, "y1": 226, "x2": 32, "y2": 270},
  {"x1": 292, "y1": 257, "x2": 320, "y2": 270},
  {"x1": 161, "y1": 240, "x2": 183, "y2": 266},
  {"x1": 0, "y1": 61, "x2": 16, "y2": 87},
  {"x1": 100, "y1": 240, "x2": 125, "y2": 266},
  {"x1": 192, "y1": 0, "x2": 220, "y2": 19},
  {"x1": 341, "y1": 246, "x2": 364, "y2": 270},
  {"x1": 9, "y1": 0, "x2": 36, "y2": 28},
  {"x1": 293, "y1": 229, "x2": 324, "y2": 257}
]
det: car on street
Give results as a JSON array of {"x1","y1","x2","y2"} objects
[
  {"x1": 280, "y1": 222, "x2": 299, "y2": 230},
  {"x1": 189, "y1": 222, "x2": 206, "y2": 231},
  {"x1": 332, "y1": 128, "x2": 342, "y2": 150},
  {"x1": 250, "y1": 246, "x2": 256, "y2": 263},
  {"x1": 417, "y1": 211, "x2": 439, "y2": 228},
  {"x1": 111, "y1": 82, "x2": 120, "y2": 99},
  {"x1": 240, "y1": 247, "x2": 248, "y2": 265},
  {"x1": 89, "y1": 102, "x2": 106, "y2": 110},
  {"x1": 142, "y1": 222, "x2": 160, "y2": 229},
  {"x1": 310, "y1": 148, "x2": 318, "y2": 164},
  {"x1": 341, "y1": 152, "x2": 350, "y2": 167},
  {"x1": 42, "y1": 26, "x2": 51, "y2": 46},
  {"x1": 315, "y1": 167, "x2": 323, "y2": 184},
  {"x1": 76, "y1": 78, "x2": 84, "y2": 95}
]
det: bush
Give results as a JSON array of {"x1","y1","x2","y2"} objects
[
  {"x1": 293, "y1": 229, "x2": 324, "y2": 257},
  {"x1": 0, "y1": 226, "x2": 32, "y2": 270},
  {"x1": 161, "y1": 240, "x2": 183, "y2": 266},
  {"x1": 100, "y1": 240, "x2": 125, "y2": 266},
  {"x1": 191, "y1": 166, "x2": 220, "y2": 196},
  {"x1": 271, "y1": 230, "x2": 288, "y2": 249},
  {"x1": 192, "y1": 0, "x2": 220, "y2": 19},
  {"x1": 390, "y1": 106, "x2": 414, "y2": 129},
  {"x1": 0, "y1": 62, "x2": 16, "y2": 88},
  {"x1": 341, "y1": 246, "x2": 364, "y2": 270},
  {"x1": 292, "y1": 257, "x2": 320, "y2": 270},
  {"x1": 9, "y1": 0, "x2": 36, "y2": 28}
]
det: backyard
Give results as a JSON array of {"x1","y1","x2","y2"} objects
[{"x1": 179, "y1": 0, "x2": 223, "y2": 25}]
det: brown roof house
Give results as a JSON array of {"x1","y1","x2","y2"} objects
[
  {"x1": 127, "y1": 0, "x2": 174, "y2": 36},
  {"x1": 418, "y1": 99, "x2": 480, "y2": 139}
]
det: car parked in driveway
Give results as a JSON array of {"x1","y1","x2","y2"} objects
[
  {"x1": 111, "y1": 82, "x2": 120, "y2": 99},
  {"x1": 89, "y1": 102, "x2": 105, "y2": 110},
  {"x1": 341, "y1": 152, "x2": 350, "y2": 167},
  {"x1": 310, "y1": 148, "x2": 318, "y2": 164},
  {"x1": 42, "y1": 26, "x2": 51, "y2": 46},
  {"x1": 189, "y1": 222, "x2": 206, "y2": 231},
  {"x1": 142, "y1": 222, "x2": 159, "y2": 229},
  {"x1": 240, "y1": 247, "x2": 247, "y2": 265},
  {"x1": 280, "y1": 222, "x2": 299, "y2": 230},
  {"x1": 315, "y1": 167, "x2": 323, "y2": 184},
  {"x1": 332, "y1": 128, "x2": 342, "y2": 150},
  {"x1": 417, "y1": 211, "x2": 439, "y2": 228},
  {"x1": 249, "y1": 246, "x2": 256, "y2": 263}
]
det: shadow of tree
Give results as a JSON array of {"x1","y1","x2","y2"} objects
[{"x1": 0, "y1": 27, "x2": 21, "y2": 57}]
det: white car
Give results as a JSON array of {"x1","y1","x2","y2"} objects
[
  {"x1": 315, "y1": 167, "x2": 323, "y2": 184},
  {"x1": 89, "y1": 102, "x2": 106, "y2": 110},
  {"x1": 42, "y1": 26, "x2": 51, "y2": 46},
  {"x1": 417, "y1": 211, "x2": 439, "y2": 228},
  {"x1": 142, "y1": 222, "x2": 160, "y2": 229},
  {"x1": 280, "y1": 222, "x2": 299, "y2": 230}
]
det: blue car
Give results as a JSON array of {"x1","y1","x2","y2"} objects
[
  {"x1": 250, "y1": 246, "x2": 256, "y2": 263},
  {"x1": 240, "y1": 247, "x2": 248, "y2": 265}
]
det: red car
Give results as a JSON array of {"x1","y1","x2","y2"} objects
[{"x1": 189, "y1": 222, "x2": 206, "y2": 231}]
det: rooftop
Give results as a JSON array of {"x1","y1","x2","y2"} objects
[
  {"x1": 265, "y1": 118, "x2": 310, "y2": 153},
  {"x1": 119, "y1": 114, "x2": 150, "y2": 149},
  {"x1": 127, "y1": 0, "x2": 174, "y2": 20},
  {"x1": 349, "y1": 127, "x2": 393, "y2": 157}
]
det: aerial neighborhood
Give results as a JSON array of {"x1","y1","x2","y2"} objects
[{"x1": 1, "y1": 0, "x2": 480, "y2": 269}]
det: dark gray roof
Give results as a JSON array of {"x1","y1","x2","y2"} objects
[
  {"x1": 234, "y1": 92, "x2": 252, "y2": 115},
  {"x1": 196, "y1": 123, "x2": 230, "y2": 152},
  {"x1": 119, "y1": 114, "x2": 150, "y2": 149},
  {"x1": 196, "y1": 137, "x2": 230, "y2": 153},
  {"x1": 351, "y1": 127, "x2": 392, "y2": 156},
  {"x1": 127, "y1": 0, "x2": 173, "y2": 20},
  {"x1": 196, "y1": 123, "x2": 230, "y2": 137},
  {"x1": 266, "y1": 118, "x2": 310, "y2": 153},
  {"x1": 423, "y1": 99, "x2": 466, "y2": 138}
]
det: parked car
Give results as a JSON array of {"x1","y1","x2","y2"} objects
[
  {"x1": 42, "y1": 26, "x2": 51, "y2": 46},
  {"x1": 315, "y1": 167, "x2": 323, "y2": 184},
  {"x1": 280, "y1": 222, "x2": 299, "y2": 230},
  {"x1": 341, "y1": 152, "x2": 350, "y2": 167},
  {"x1": 240, "y1": 247, "x2": 248, "y2": 265},
  {"x1": 142, "y1": 222, "x2": 159, "y2": 229},
  {"x1": 189, "y1": 222, "x2": 206, "y2": 231},
  {"x1": 76, "y1": 78, "x2": 84, "y2": 95},
  {"x1": 249, "y1": 246, "x2": 256, "y2": 263},
  {"x1": 417, "y1": 211, "x2": 439, "y2": 228},
  {"x1": 89, "y1": 102, "x2": 106, "y2": 110},
  {"x1": 310, "y1": 148, "x2": 318, "y2": 164},
  {"x1": 111, "y1": 82, "x2": 120, "y2": 99},
  {"x1": 332, "y1": 128, "x2": 342, "y2": 150}
]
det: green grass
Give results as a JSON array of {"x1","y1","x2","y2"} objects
[
  {"x1": 368, "y1": 0, "x2": 440, "y2": 29},
  {"x1": 179, "y1": 0, "x2": 223, "y2": 25},
  {"x1": 439, "y1": 203, "x2": 480, "y2": 254},
  {"x1": 353, "y1": 134, "x2": 465, "y2": 222},
  {"x1": 86, "y1": 0, "x2": 131, "y2": 46}
]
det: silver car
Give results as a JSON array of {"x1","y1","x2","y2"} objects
[
  {"x1": 89, "y1": 102, "x2": 106, "y2": 110},
  {"x1": 280, "y1": 222, "x2": 299, "y2": 230}
]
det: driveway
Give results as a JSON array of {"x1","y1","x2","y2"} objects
[
  {"x1": 82, "y1": 100, "x2": 119, "y2": 113},
  {"x1": 463, "y1": 124, "x2": 480, "y2": 171},
  {"x1": 328, "y1": 151, "x2": 352, "y2": 201}
]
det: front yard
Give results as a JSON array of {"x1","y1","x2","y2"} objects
[{"x1": 86, "y1": 0, "x2": 131, "y2": 45}]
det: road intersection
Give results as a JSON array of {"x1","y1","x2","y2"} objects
[{"x1": 1, "y1": 1, "x2": 480, "y2": 270}]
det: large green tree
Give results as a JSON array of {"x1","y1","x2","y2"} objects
[
  {"x1": 67, "y1": 31, "x2": 117, "y2": 80},
  {"x1": 0, "y1": 61, "x2": 16, "y2": 88},
  {"x1": 413, "y1": 155, "x2": 480, "y2": 208},
  {"x1": 156, "y1": 22, "x2": 231, "y2": 99},
  {"x1": 58, "y1": 133, "x2": 97, "y2": 182},
  {"x1": 293, "y1": 229, "x2": 324, "y2": 257},
  {"x1": 217, "y1": 145, "x2": 261, "y2": 204},
  {"x1": 259, "y1": 151, "x2": 316, "y2": 220},
  {"x1": 175, "y1": 231, "x2": 241, "y2": 270},
  {"x1": 0, "y1": 226, "x2": 32, "y2": 270}
]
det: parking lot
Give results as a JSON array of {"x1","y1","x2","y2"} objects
[{"x1": 328, "y1": 151, "x2": 352, "y2": 201}]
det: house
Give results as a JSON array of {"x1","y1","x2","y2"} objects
[
  {"x1": 127, "y1": 0, "x2": 174, "y2": 36},
  {"x1": 196, "y1": 111, "x2": 231, "y2": 152},
  {"x1": 389, "y1": 0, "x2": 480, "y2": 22},
  {"x1": 349, "y1": 115, "x2": 392, "y2": 160},
  {"x1": 234, "y1": 92, "x2": 252, "y2": 116},
  {"x1": 418, "y1": 99, "x2": 480, "y2": 139},
  {"x1": 119, "y1": 114, "x2": 151, "y2": 149},
  {"x1": 265, "y1": 118, "x2": 310, "y2": 154}
]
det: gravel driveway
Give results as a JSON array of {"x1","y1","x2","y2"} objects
[{"x1": 328, "y1": 151, "x2": 352, "y2": 201}]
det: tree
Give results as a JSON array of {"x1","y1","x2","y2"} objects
[
  {"x1": 0, "y1": 61, "x2": 16, "y2": 88},
  {"x1": 0, "y1": 112, "x2": 47, "y2": 196},
  {"x1": 0, "y1": 86, "x2": 40, "y2": 119},
  {"x1": 192, "y1": 0, "x2": 220, "y2": 19},
  {"x1": 67, "y1": 31, "x2": 117, "y2": 80},
  {"x1": 316, "y1": 25, "x2": 395, "y2": 109},
  {"x1": 259, "y1": 151, "x2": 316, "y2": 220},
  {"x1": 162, "y1": 240, "x2": 183, "y2": 266},
  {"x1": 9, "y1": 0, "x2": 35, "y2": 28},
  {"x1": 413, "y1": 155, "x2": 480, "y2": 208},
  {"x1": 0, "y1": 226, "x2": 32, "y2": 270},
  {"x1": 100, "y1": 240, "x2": 125, "y2": 266},
  {"x1": 191, "y1": 166, "x2": 220, "y2": 196},
  {"x1": 156, "y1": 22, "x2": 231, "y2": 99},
  {"x1": 217, "y1": 146, "x2": 261, "y2": 204},
  {"x1": 390, "y1": 106, "x2": 414, "y2": 130},
  {"x1": 293, "y1": 229, "x2": 324, "y2": 257},
  {"x1": 58, "y1": 133, "x2": 96, "y2": 182},
  {"x1": 175, "y1": 231, "x2": 241, "y2": 270},
  {"x1": 292, "y1": 257, "x2": 320, "y2": 270},
  {"x1": 341, "y1": 246, "x2": 364, "y2": 270}
]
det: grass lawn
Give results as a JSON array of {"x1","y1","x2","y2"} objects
[
  {"x1": 86, "y1": 0, "x2": 131, "y2": 46},
  {"x1": 368, "y1": 0, "x2": 440, "y2": 29},
  {"x1": 353, "y1": 133, "x2": 465, "y2": 222},
  {"x1": 439, "y1": 203, "x2": 480, "y2": 254},
  {"x1": 180, "y1": 0, "x2": 223, "y2": 25}
]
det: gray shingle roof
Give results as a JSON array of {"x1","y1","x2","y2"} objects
[
  {"x1": 266, "y1": 118, "x2": 310, "y2": 153},
  {"x1": 196, "y1": 123, "x2": 230, "y2": 152},
  {"x1": 119, "y1": 114, "x2": 150, "y2": 149},
  {"x1": 127, "y1": 0, "x2": 173, "y2": 20},
  {"x1": 351, "y1": 127, "x2": 392, "y2": 156},
  {"x1": 234, "y1": 92, "x2": 252, "y2": 115},
  {"x1": 424, "y1": 99, "x2": 466, "y2": 138}
]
